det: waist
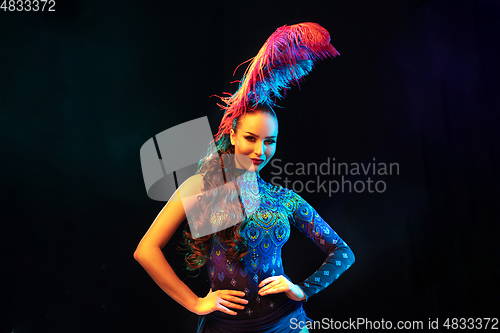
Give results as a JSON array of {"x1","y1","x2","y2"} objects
[
  {"x1": 213, "y1": 291, "x2": 290, "y2": 320},
  {"x1": 209, "y1": 267, "x2": 291, "y2": 319},
  {"x1": 206, "y1": 297, "x2": 303, "y2": 327}
]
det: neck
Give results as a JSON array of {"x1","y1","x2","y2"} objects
[
  {"x1": 235, "y1": 166, "x2": 259, "y2": 174},
  {"x1": 231, "y1": 155, "x2": 260, "y2": 175},
  {"x1": 233, "y1": 167, "x2": 262, "y2": 182}
]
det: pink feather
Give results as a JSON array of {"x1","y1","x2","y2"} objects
[{"x1": 214, "y1": 22, "x2": 340, "y2": 143}]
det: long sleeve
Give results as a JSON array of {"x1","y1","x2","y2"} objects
[{"x1": 287, "y1": 191, "x2": 355, "y2": 302}]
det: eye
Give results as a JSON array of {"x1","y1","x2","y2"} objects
[
  {"x1": 265, "y1": 139, "x2": 276, "y2": 145},
  {"x1": 245, "y1": 136, "x2": 257, "y2": 142}
]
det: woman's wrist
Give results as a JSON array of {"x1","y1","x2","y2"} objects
[
  {"x1": 191, "y1": 297, "x2": 202, "y2": 315},
  {"x1": 286, "y1": 283, "x2": 306, "y2": 301},
  {"x1": 294, "y1": 284, "x2": 306, "y2": 301}
]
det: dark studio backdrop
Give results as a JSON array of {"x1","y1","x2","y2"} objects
[{"x1": 2, "y1": 0, "x2": 499, "y2": 332}]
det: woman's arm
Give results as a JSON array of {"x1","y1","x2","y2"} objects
[
  {"x1": 133, "y1": 174, "x2": 248, "y2": 315},
  {"x1": 288, "y1": 191, "x2": 355, "y2": 302},
  {"x1": 133, "y1": 174, "x2": 203, "y2": 313},
  {"x1": 257, "y1": 190, "x2": 355, "y2": 302}
]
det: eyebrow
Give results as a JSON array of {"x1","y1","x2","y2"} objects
[{"x1": 245, "y1": 132, "x2": 277, "y2": 139}]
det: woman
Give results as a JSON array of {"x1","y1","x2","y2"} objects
[{"x1": 134, "y1": 23, "x2": 355, "y2": 332}]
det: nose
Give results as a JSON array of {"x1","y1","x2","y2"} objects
[{"x1": 254, "y1": 140, "x2": 265, "y2": 157}]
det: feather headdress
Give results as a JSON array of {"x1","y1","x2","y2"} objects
[{"x1": 213, "y1": 22, "x2": 340, "y2": 147}]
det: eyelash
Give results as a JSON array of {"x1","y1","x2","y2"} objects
[{"x1": 245, "y1": 136, "x2": 276, "y2": 144}]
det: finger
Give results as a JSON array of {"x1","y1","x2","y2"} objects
[
  {"x1": 216, "y1": 302, "x2": 238, "y2": 315},
  {"x1": 224, "y1": 295, "x2": 248, "y2": 305},
  {"x1": 218, "y1": 298, "x2": 245, "y2": 311},
  {"x1": 260, "y1": 281, "x2": 289, "y2": 295},
  {"x1": 223, "y1": 289, "x2": 246, "y2": 297},
  {"x1": 259, "y1": 282, "x2": 277, "y2": 294},
  {"x1": 258, "y1": 276, "x2": 279, "y2": 288},
  {"x1": 266, "y1": 284, "x2": 288, "y2": 295},
  {"x1": 259, "y1": 279, "x2": 282, "y2": 294},
  {"x1": 221, "y1": 291, "x2": 248, "y2": 304},
  {"x1": 222, "y1": 299, "x2": 246, "y2": 310}
]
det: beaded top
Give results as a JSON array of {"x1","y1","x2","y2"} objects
[{"x1": 206, "y1": 168, "x2": 355, "y2": 319}]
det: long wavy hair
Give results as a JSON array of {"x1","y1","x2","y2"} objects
[
  {"x1": 176, "y1": 22, "x2": 337, "y2": 275},
  {"x1": 177, "y1": 106, "x2": 277, "y2": 274}
]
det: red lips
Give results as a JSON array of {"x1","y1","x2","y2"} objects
[{"x1": 251, "y1": 158, "x2": 264, "y2": 165}]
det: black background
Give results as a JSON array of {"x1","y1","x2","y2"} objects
[{"x1": 2, "y1": 0, "x2": 499, "y2": 332}]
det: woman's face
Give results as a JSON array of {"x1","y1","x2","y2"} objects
[{"x1": 230, "y1": 112, "x2": 278, "y2": 172}]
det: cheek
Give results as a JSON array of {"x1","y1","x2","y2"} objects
[
  {"x1": 266, "y1": 146, "x2": 277, "y2": 159},
  {"x1": 236, "y1": 139, "x2": 253, "y2": 154}
]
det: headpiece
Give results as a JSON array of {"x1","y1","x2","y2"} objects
[
  {"x1": 196, "y1": 22, "x2": 340, "y2": 173},
  {"x1": 213, "y1": 22, "x2": 340, "y2": 150}
]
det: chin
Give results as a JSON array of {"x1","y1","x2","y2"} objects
[{"x1": 256, "y1": 162, "x2": 268, "y2": 171}]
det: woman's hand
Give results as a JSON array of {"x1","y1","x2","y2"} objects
[
  {"x1": 194, "y1": 288, "x2": 249, "y2": 316},
  {"x1": 258, "y1": 275, "x2": 306, "y2": 301}
]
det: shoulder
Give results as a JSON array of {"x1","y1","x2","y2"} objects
[
  {"x1": 177, "y1": 173, "x2": 204, "y2": 198},
  {"x1": 184, "y1": 173, "x2": 204, "y2": 187},
  {"x1": 168, "y1": 174, "x2": 204, "y2": 213}
]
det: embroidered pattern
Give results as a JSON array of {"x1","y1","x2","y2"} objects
[{"x1": 206, "y1": 169, "x2": 355, "y2": 307}]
